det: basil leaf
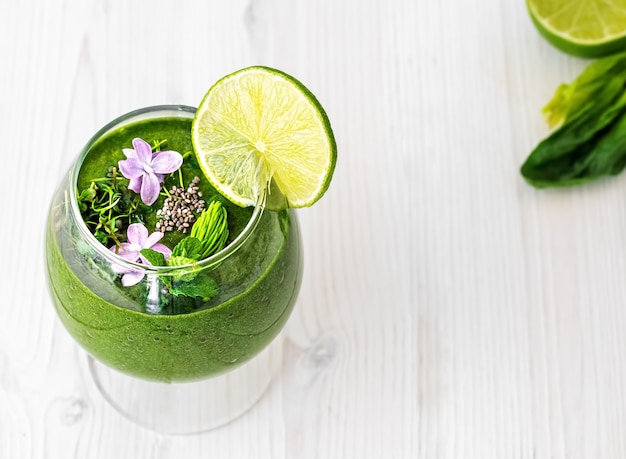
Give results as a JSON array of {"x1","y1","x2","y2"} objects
[{"x1": 521, "y1": 52, "x2": 626, "y2": 188}]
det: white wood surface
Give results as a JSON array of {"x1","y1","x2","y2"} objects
[{"x1": 2, "y1": 0, "x2": 626, "y2": 457}]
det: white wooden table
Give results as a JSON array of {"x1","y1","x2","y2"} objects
[{"x1": 2, "y1": 0, "x2": 625, "y2": 457}]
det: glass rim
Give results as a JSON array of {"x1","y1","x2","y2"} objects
[{"x1": 69, "y1": 104, "x2": 265, "y2": 275}]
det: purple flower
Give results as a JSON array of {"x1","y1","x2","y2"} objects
[
  {"x1": 109, "y1": 223, "x2": 172, "y2": 287},
  {"x1": 118, "y1": 138, "x2": 183, "y2": 205}
]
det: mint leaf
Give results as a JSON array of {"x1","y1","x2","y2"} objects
[
  {"x1": 166, "y1": 255, "x2": 198, "y2": 282},
  {"x1": 169, "y1": 271, "x2": 219, "y2": 301},
  {"x1": 168, "y1": 255, "x2": 197, "y2": 267},
  {"x1": 171, "y1": 237, "x2": 203, "y2": 260},
  {"x1": 140, "y1": 248, "x2": 166, "y2": 266}
]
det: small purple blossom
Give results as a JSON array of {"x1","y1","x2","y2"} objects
[
  {"x1": 118, "y1": 138, "x2": 183, "y2": 205},
  {"x1": 109, "y1": 223, "x2": 172, "y2": 287}
]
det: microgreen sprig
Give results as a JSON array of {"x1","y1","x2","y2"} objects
[{"x1": 77, "y1": 166, "x2": 149, "y2": 246}]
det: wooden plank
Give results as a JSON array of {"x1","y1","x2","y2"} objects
[{"x1": 3, "y1": 0, "x2": 626, "y2": 457}]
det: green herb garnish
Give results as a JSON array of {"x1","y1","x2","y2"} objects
[
  {"x1": 521, "y1": 52, "x2": 626, "y2": 188},
  {"x1": 146, "y1": 200, "x2": 229, "y2": 301},
  {"x1": 77, "y1": 167, "x2": 148, "y2": 245}
]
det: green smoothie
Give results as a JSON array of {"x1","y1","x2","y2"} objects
[{"x1": 45, "y1": 107, "x2": 302, "y2": 382}]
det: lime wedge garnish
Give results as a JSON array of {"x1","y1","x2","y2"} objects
[
  {"x1": 192, "y1": 66, "x2": 337, "y2": 208},
  {"x1": 527, "y1": 0, "x2": 626, "y2": 57}
]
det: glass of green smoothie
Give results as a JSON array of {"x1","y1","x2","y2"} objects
[
  {"x1": 45, "y1": 67, "x2": 336, "y2": 434},
  {"x1": 46, "y1": 105, "x2": 301, "y2": 432}
]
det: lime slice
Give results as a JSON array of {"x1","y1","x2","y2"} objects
[
  {"x1": 192, "y1": 66, "x2": 336, "y2": 208},
  {"x1": 527, "y1": 0, "x2": 626, "y2": 58}
]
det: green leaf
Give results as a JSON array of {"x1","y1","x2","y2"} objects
[
  {"x1": 94, "y1": 231, "x2": 108, "y2": 244},
  {"x1": 167, "y1": 255, "x2": 198, "y2": 282},
  {"x1": 78, "y1": 185, "x2": 98, "y2": 202},
  {"x1": 140, "y1": 248, "x2": 166, "y2": 267},
  {"x1": 542, "y1": 53, "x2": 626, "y2": 129},
  {"x1": 169, "y1": 271, "x2": 219, "y2": 301},
  {"x1": 521, "y1": 52, "x2": 626, "y2": 188},
  {"x1": 171, "y1": 237, "x2": 204, "y2": 260},
  {"x1": 167, "y1": 255, "x2": 197, "y2": 267}
]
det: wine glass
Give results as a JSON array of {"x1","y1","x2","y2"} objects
[{"x1": 45, "y1": 105, "x2": 302, "y2": 433}]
